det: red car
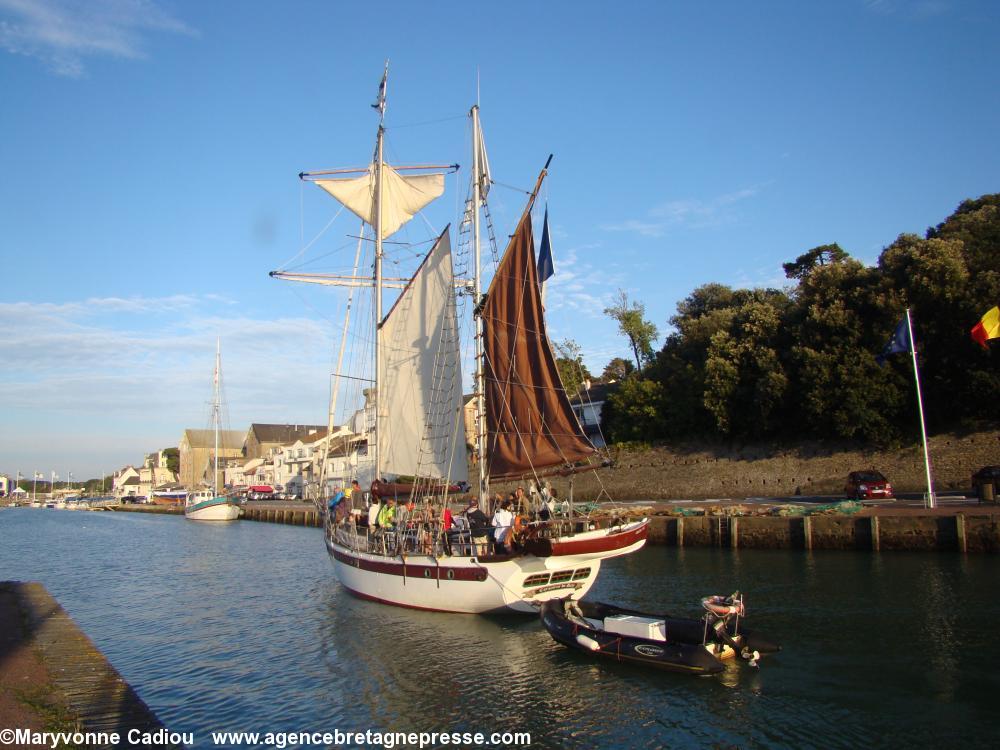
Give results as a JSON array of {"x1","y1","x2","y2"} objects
[{"x1": 845, "y1": 470, "x2": 893, "y2": 500}]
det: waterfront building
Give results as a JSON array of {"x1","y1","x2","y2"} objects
[
  {"x1": 242, "y1": 424, "x2": 327, "y2": 461},
  {"x1": 178, "y1": 429, "x2": 245, "y2": 489},
  {"x1": 113, "y1": 466, "x2": 141, "y2": 501},
  {"x1": 273, "y1": 432, "x2": 330, "y2": 499},
  {"x1": 138, "y1": 465, "x2": 177, "y2": 498},
  {"x1": 311, "y1": 430, "x2": 370, "y2": 497},
  {"x1": 569, "y1": 382, "x2": 615, "y2": 449}
]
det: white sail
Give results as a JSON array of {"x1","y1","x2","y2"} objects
[
  {"x1": 315, "y1": 163, "x2": 444, "y2": 239},
  {"x1": 377, "y1": 228, "x2": 467, "y2": 483}
]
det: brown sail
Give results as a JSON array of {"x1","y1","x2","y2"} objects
[{"x1": 481, "y1": 208, "x2": 597, "y2": 479}]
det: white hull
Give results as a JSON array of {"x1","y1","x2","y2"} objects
[
  {"x1": 185, "y1": 499, "x2": 240, "y2": 521},
  {"x1": 326, "y1": 524, "x2": 647, "y2": 614}
]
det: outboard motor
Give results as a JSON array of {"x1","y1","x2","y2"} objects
[{"x1": 701, "y1": 592, "x2": 760, "y2": 667}]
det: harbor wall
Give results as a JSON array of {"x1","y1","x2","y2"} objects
[
  {"x1": 241, "y1": 506, "x2": 322, "y2": 527},
  {"x1": 110, "y1": 496, "x2": 1000, "y2": 553},
  {"x1": 0, "y1": 581, "x2": 184, "y2": 747},
  {"x1": 646, "y1": 513, "x2": 1000, "y2": 553}
]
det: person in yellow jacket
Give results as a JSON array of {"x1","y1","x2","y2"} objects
[{"x1": 377, "y1": 496, "x2": 396, "y2": 529}]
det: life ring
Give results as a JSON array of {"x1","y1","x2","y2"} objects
[{"x1": 702, "y1": 595, "x2": 744, "y2": 617}]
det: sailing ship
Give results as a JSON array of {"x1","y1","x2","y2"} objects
[
  {"x1": 273, "y1": 66, "x2": 648, "y2": 613},
  {"x1": 185, "y1": 340, "x2": 241, "y2": 522}
]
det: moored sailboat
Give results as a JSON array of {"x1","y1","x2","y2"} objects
[
  {"x1": 185, "y1": 340, "x2": 241, "y2": 522},
  {"x1": 275, "y1": 67, "x2": 647, "y2": 613}
]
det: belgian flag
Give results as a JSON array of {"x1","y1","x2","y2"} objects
[{"x1": 971, "y1": 306, "x2": 1000, "y2": 349}]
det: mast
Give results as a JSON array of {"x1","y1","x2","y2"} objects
[
  {"x1": 373, "y1": 68, "x2": 387, "y2": 483},
  {"x1": 214, "y1": 337, "x2": 220, "y2": 495},
  {"x1": 471, "y1": 105, "x2": 488, "y2": 502}
]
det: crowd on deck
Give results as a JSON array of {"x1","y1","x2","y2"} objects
[{"x1": 325, "y1": 480, "x2": 569, "y2": 557}]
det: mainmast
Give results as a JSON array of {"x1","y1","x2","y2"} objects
[
  {"x1": 373, "y1": 65, "x2": 387, "y2": 483},
  {"x1": 471, "y1": 105, "x2": 488, "y2": 503},
  {"x1": 277, "y1": 63, "x2": 457, "y2": 493},
  {"x1": 213, "y1": 337, "x2": 220, "y2": 495}
]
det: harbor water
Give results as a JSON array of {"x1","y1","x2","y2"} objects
[{"x1": 1, "y1": 508, "x2": 997, "y2": 748}]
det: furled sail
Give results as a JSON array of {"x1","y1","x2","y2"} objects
[
  {"x1": 481, "y1": 211, "x2": 597, "y2": 479},
  {"x1": 378, "y1": 227, "x2": 468, "y2": 483},
  {"x1": 315, "y1": 163, "x2": 444, "y2": 239}
]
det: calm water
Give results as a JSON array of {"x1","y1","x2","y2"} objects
[{"x1": 1, "y1": 508, "x2": 997, "y2": 749}]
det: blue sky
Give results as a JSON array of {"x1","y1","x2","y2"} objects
[{"x1": 2, "y1": 0, "x2": 998, "y2": 480}]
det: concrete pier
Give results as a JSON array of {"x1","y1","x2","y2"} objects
[
  {"x1": 108, "y1": 497, "x2": 999, "y2": 553},
  {"x1": 241, "y1": 504, "x2": 322, "y2": 527},
  {"x1": 644, "y1": 510, "x2": 1000, "y2": 553},
  {"x1": 0, "y1": 582, "x2": 183, "y2": 748}
]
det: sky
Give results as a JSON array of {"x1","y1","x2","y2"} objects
[{"x1": 2, "y1": 0, "x2": 998, "y2": 481}]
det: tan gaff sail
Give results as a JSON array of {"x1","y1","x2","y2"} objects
[
  {"x1": 378, "y1": 228, "x2": 468, "y2": 483},
  {"x1": 315, "y1": 164, "x2": 444, "y2": 239},
  {"x1": 482, "y1": 211, "x2": 596, "y2": 479}
]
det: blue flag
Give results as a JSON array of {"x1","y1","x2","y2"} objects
[
  {"x1": 538, "y1": 208, "x2": 554, "y2": 304},
  {"x1": 876, "y1": 315, "x2": 912, "y2": 365}
]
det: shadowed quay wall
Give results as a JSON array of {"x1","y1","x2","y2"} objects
[{"x1": 645, "y1": 514, "x2": 1000, "y2": 553}]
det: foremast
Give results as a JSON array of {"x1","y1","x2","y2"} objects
[{"x1": 273, "y1": 62, "x2": 459, "y2": 494}]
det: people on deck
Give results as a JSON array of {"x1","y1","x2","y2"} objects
[
  {"x1": 367, "y1": 496, "x2": 381, "y2": 528},
  {"x1": 514, "y1": 486, "x2": 528, "y2": 516},
  {"x1": 441, "y1": 503, "x2": 455, "y2": 555},
  {"x1": 465, "y1": 498, "x2": 490, "y2": 556},
  {"x1": 377, "y1": 497, "x2": 397, "y2": 529},
  {"x1": 328, "y1": 486, "x2": 346, "y2": 522},
  {"x1": 492, "y1": 499, "x2": 514, "y2": 553}
]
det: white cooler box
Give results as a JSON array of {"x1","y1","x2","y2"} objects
[{"x1": 603, "y1": 615, "x2": 667, "y2": 641}]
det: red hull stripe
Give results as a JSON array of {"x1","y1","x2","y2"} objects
[
  {"x1": 331, "y1": 547, "x2": 488, "y2": 582},
  {"x1": 549, "y1": 522, "x2": 649, "y2": 556}
]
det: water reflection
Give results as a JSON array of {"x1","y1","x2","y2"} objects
[{"x1": 1, "y1": 509, "x2": 997, "y2": 748}]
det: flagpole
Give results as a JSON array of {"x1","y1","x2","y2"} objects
[{"x1": 906, "y1": 308, "x2": 936, "y2": 509}]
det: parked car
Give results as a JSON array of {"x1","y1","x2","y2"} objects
[
  {"x1": 845, "y1": 470, "x2": 893, "y2": 500},
  {"x1": 971, "y1": 466, "x2": 1000, "y2": 493}
]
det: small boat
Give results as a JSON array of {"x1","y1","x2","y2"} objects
[
  {"x1": 152, "y1": 488, "x2": 188, "y2": 506},
  {"x1": 540, "y1": 593, "x2": 779, "y2": 675},
  {"x1": 185, "y1": 488, "x2": 240, "y2": 521}
]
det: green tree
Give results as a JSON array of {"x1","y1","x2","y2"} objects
[
  {"x1": 162, "y1": 447, "x2": 180, "y2": 476},
  {"x1": 600, "y1": 375, "x2": 666, "y2": 443},
  {"x1": 603, "y1": 289, "x2": 659, "y2": 373},
  {"x1": 553, "y1": 339, "x2": 592, "y2": 399},
  {"x1": 600, "y1": 357, "x2": 634, "y2": 383},
  {"x1": 701, "y1": 293, "x2": 791, "y2": 437},
  {"x1": 878, "y1": 231, "x2": 992, "y2": 429},
  {"x1": 782, "y1": 243, "x2": 849, "y2": 280},
  {"x1": 785, "y1": 259, "x2": 906, "y2": 442}
]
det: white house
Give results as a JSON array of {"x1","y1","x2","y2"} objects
[
  {"x1": 569, "y1": 382, "x2": 615, "y2": 449},
  {"x1": 113, "y1": 466, "x2": 142, "y2": 500}
]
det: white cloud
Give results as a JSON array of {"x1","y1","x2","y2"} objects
[
  {"x1": 602, "y1": 184, "x2": 768, "y2": 239},
  {"x1": 863, "y1": 0, "x2": 951, "y2": 16},
  {"x1": 599, "y1": 219, "x2": 668, "y2": 238},
  {"x1": 0, "y1": 0, "x2": 195, "y2": 77},
  {"x1": 0, "y1": 293, "x2": 336, "y2": 476},
  {"x1": 540, "y1": 244, "x2": 625, "y2": 319}
]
